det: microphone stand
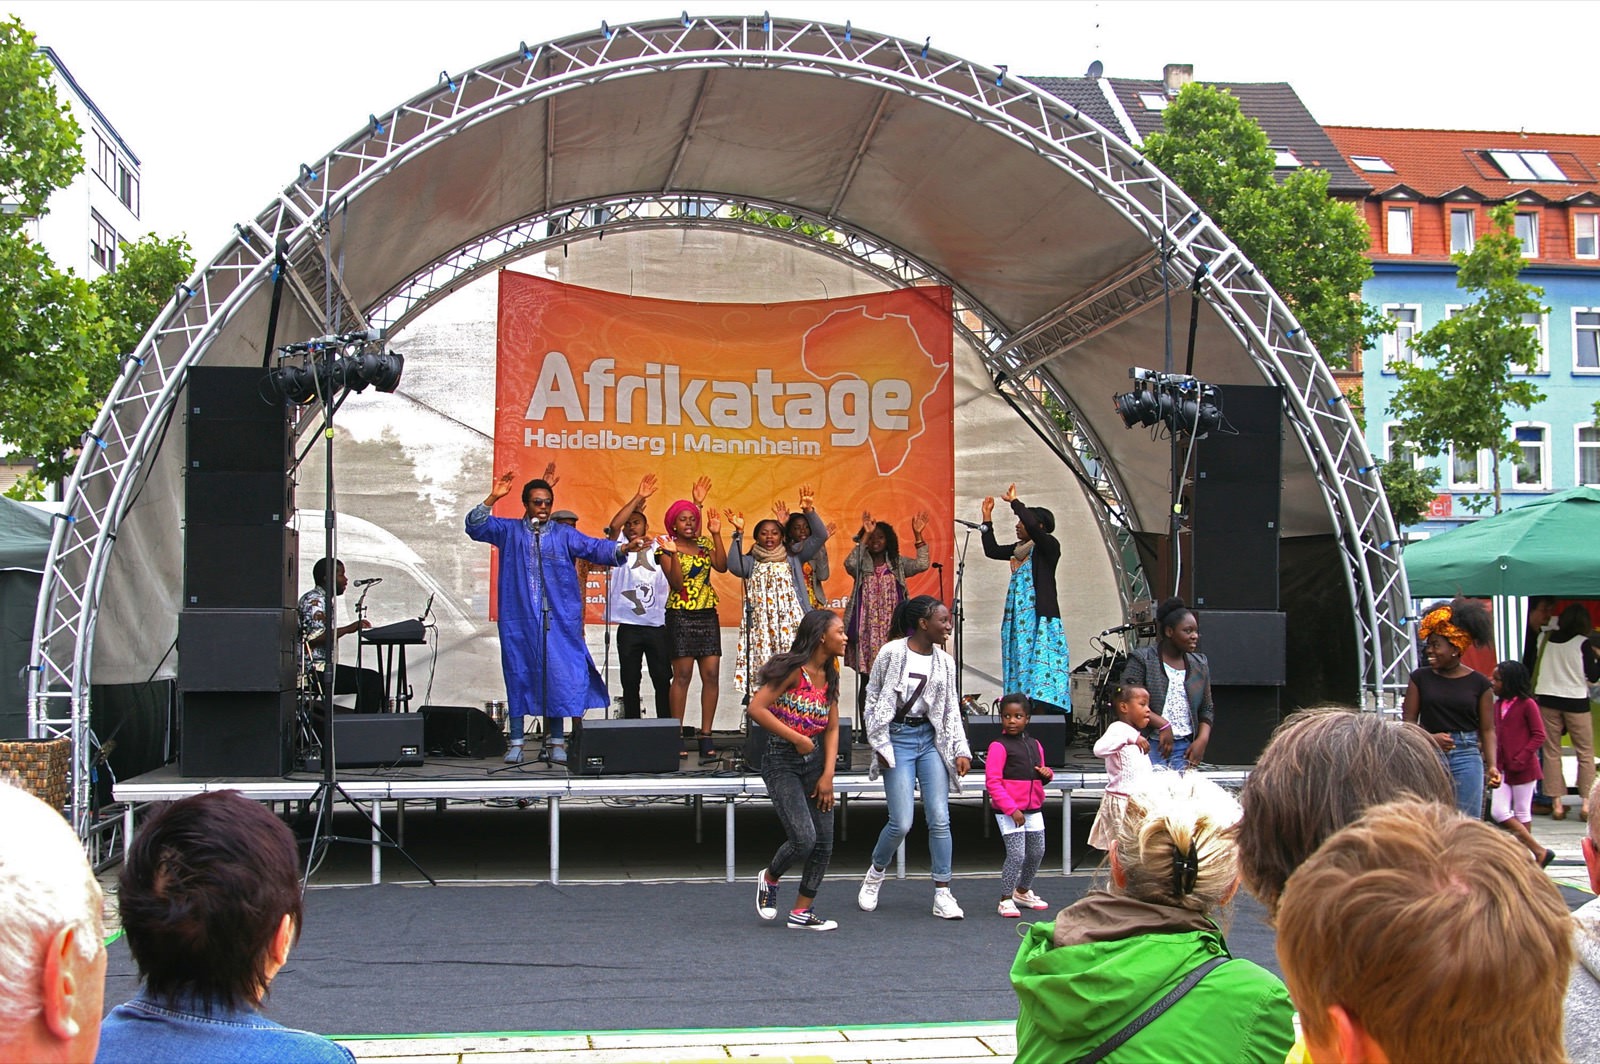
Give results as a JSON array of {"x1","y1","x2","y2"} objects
[
  {"x1": 533, "y1": 520, "x2": 557, "y2": 760},
  {"x1": 950, "y1": 524, "x2": 976, "y2": 704},
  {"x1": 601, "y1": 539, "x2": 615, "y2": 715},
  {"x1": 353, "y1": 583, "x2": 372, "y2": 674}
]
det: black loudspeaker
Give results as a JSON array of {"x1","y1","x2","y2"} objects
[
  {"x1": 187, "y1": 366, "x2": 284, "y2": 421},
  {"x1": 741, "y1": 721, "x2": 853, "y2": 772},
  {"x1": 420, "y1": 705, "x2": 509, "y2": 759},
  {"x1": 965, "y1": 715, "x2": 1067, "y2": 769},
  {"x1": 185, "y1": 471, "x2": 294, "y2": 526},
  {"x1": 1200, "y1": 611, "x2": 1287, "y2": 686},
  {"x1": 184, "y1": 525, "x2": 298, "y2": 609},
  {"x1": 180, "y1": 691, "x2": 293, "y2": 777},
  {"x1": 178, "y1": 609, "x2": 298, "y2": 691},
  {"x1": 569, "y1": 717, "x2": 681, "y2": 775},
  {"x1": 332, "y1": 713, "x2": 425, "y2": 767},
  {"x1": 1204, "y1": 685, "x2": 1281, "y2": 766},
  {"x1": 1192, "y1": 385, "x2": 1281, "y2": 612}
]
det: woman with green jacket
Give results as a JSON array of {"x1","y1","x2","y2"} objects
[{"x1": 1009, "y1": 772, "x2": 1294, "y2": 1064}]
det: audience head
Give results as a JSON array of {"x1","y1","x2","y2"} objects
[
  {"x1": 1418, "y1": 596, "x2": 1493, "y2": 655},
  {"x1": 0, "y1": 783, "x2": 105, "y2": 1064},
  {"x1": 1109, "y1": 773, "x2": 1241, "y2": 916},
  {"x1": 118, "y1": 790, "x2": 304, "y2": 1010},
  {"x1": 1237, "y1": 708, "x2": 1452, "y2": 917},
  {"x1": 1276, "y1": 799, "x2": 1572, "y2": 1064},
  {"x1": 1556, "y1": 601, "x2": 1593, "y2": 640},
  {"x1": 1491, "y1": 659, "x2": 1533, "y2": 700}
]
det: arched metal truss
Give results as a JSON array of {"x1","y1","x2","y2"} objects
[{"x1": 29, "y1": 14, "x2": 1411, "y2": 835}]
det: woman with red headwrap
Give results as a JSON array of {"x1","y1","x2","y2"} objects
[
  {"x1": 1402, "y1": 597, "x2": 1499, "y2": 818},
  {"x1": 657, "y1": 477, "x2": 729, "y2": 759}
]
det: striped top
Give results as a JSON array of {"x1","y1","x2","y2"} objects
[{"x1": 769, "y1": 671, "x2": 831, "y2": 738}]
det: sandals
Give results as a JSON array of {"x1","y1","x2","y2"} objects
[
  {"x1": 1539, "y1": 848, "x2": 1556, "y2": 869},
  {"x1": 1552, "y1": 802, "x2": 1568, "y2": 821},
  {"x1": 698, "y1": 732, "x2": 719, "y2": 760}
]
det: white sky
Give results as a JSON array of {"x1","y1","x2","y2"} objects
[{"x1": 10, "y1": 0, "x2": 1598, "y2": 256}]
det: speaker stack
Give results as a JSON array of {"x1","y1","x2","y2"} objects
[
  {"x1": 1190, "y1": 385, "x2": 1286, "y2": 764},
  {"x1": 177, "y1": 367, "x2": 298, "y2": 777}
]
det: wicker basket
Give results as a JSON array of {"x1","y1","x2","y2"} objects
[{"x1": 0, "y1": 738, "x2": 71, "y2": 811}]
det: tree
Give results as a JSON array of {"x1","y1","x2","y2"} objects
[
  {"x1": 0, "y1": 18, "x2": 194, "y2": 499},
  {"x1": 1142, "y1": 83, "x2": 1389, "y2": 366},
  {"x1": 1377, "y1": 458, "x2": 1441, "y2": 529},
  {"x1": 1388, "y1": 203, "x2": 1546, "y2": 515}
]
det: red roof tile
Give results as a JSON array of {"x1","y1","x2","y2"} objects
[{"x1": 1324, "y1": 126, "x2": 1600, "y2": 200}]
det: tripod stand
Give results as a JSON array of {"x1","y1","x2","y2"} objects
[{"x1": 299, "y1": 354, "x2": 433, "y2": 888}]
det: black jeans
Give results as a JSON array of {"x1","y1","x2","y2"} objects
[
  {"x1": 617, "y1": 623, "x2": 671, "y2": 719},
  {"x1": 761, "y1": 741, "x2": 835, "y2": 898}
]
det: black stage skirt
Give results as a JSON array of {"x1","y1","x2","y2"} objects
[{"x1": 667, "y1": 607, "x2": 722, "y2": 659}]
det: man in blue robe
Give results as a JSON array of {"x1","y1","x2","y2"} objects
[{"x1": 466, "y1": 470, "x2": 639, "y2": 764}]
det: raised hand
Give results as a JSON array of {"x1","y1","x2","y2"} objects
[
  {"x1": 706, "y1": 509, "x2": 722, "y2": 535},
  {"x1": 1001, "y1": 483, "x2": 1018, "y2": 503},
  {"x1": 860, "y1": 510, "x2": 874, "y2": 534},
  {"x1": 487, "y1": 469, "x2": 517, "y2": 503},
  {"x1": 798, "y1": 484, "x2": 816, "y2": 511},
  {"x1": 981, "y1": 496, "x2": 995, "y2": 522},
  {"x1": 724, "y1": 508, "x2": 745, "y2": 532},
  {"x1": 911, "y1": 511, "x2": 929, "y2": 535},
  {"x1": 691, "y1": 475, "x2": 712, "y2": 506},
  {"x1": 772, "y1": 499, "x2": 789, "y2": 520},
  {"x1": 654, "y1": 533, "x2": 679, "y2": 554},
  {"x1": 637, "y1": 473, "x2": 659, "y2": 498},
  {"x1": 542, "y1": 461, "x2": 559, "y2": 489},
  {"x1": 826, "y1": 521, "x2": 838, "y2": 538}
]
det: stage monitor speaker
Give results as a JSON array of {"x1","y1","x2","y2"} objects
[
  {"x1": 178, "y1": 608, "x2": 297, "y2": 692},
  {"x1": 570, "y1": 717, "x2": 680, "y2": 775},
  {"x1": 180, "y1": 690, "x2": 293, "y2": 778},
  {"x1": 741, "y1": 721, "x2": 853, "y2": 773},
  {"x1": 184, "y1": 525, "x2": 298, "y2": 609},
  {"x1": 332, "y1": 713, "x2": 425, "y2": 768},
  {"x1": 965, "y1": 714, "x2": 1067, "y2": 769},
  {"x1": 1200, "y1": 611, "x2": 1287, "y2": 686},
  {"x1": 187, "y1": 366, "x2": 284, "y2": 422},
  {"x1": 1204, "y1": 685, "x2": 1281, "y2": 766},
  {"x1": 420, "y1": 705, "x2": 508, "y2": 759}
]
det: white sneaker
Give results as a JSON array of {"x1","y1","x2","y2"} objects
[
  {"x1": 858, "y1": 865, "x2": 886, "y2": 912},
  {"x1": 932, "y1": 886, "x2": 965, "y2": 920},
  {"x1": 503, "y1": 742, "x2": 524, "y2": 765},
  {"x1": 998, "y1": 898, "x2": 1021, "y2": 918},
  {"x1": 786, "y1": 908, "x2": 838, "y2": 931},
  {"x1": 1012, "y1": 889, "x2": 1050, "y2": 911},
  {"x1": 755, "y1": 870, "x2": 778, "y2": 921}
]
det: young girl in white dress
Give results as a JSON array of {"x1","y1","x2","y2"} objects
[{"x1": 1090, "y1": 684, "x2": 1155, "y2": 851}]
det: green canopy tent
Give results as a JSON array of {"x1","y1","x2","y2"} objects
[
  {"x1": 1, "y1": 497, "x2": 52, "y2": 739},
  {"x1": 1403, "y1": 486, "x2": 1600, "y2": 599}
]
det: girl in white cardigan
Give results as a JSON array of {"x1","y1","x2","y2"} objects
[{"x1": 857, "y1": 595, "x2": 973, "y2": 919}]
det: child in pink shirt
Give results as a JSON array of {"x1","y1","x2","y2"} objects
[
  {"x1": 1089, "y1": 685, "x2": 1154, "y2": 851},
  {"x1": 986, "y1": 694, "x2": 1054, "y2": 917}
]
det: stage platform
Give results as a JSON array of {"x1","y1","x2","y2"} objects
[{"x1": 113, "y1": 732, "x2": 1249, "y2": 885}]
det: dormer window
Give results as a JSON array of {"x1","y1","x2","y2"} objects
[
  {"x1": 1138, "y1": 92, "x2": 1168, "y2": 111},
  {"x1": 1273, "y1": 147, "x2": 1301, "y2": 169},
  {"x1": 1487, "y1": 150, "x2": 1568, "y2": 182},
  {"x1": 1351, "y1": 155, "x2": 1394, "y2": 173}
]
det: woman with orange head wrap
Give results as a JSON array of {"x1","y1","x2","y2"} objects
[{"x1": 1403, "y1": 597, "x2": 1498, "y2": 817}]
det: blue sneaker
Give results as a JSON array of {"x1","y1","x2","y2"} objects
[
  {"x1": 546, "y1": 739, "x2": 567, "y2": 765},
  {"x1": 756, "y1": 870, "x2": 778, "y2": 920}
]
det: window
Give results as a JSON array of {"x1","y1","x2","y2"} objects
[
  {"x1": 1574, "y1": 310, "x2": 1600, "y2": 372},
  {"x1": 1273, "y1": 147, "x2": 1301, "y2": 169},
  {"x1": 1578, "y1": 426, "x2": 1600, "y2": 486},
  {"x1": 1351, "y1": 155, "x2": 1395, "y2": 173},
  {"x1": 1384, "y1": 423, "x2": 1422, "y2": 469},
  {"x1": 1519, "y1": 312, "x2": 1548, "y2": 373},
  {"x1": 1450, "y1": 209, "x2": 1475, "y2": 254},
  {"x1": 89, "y1": 210, "x2": 117, "y2": 271},
  {"x1": 1511, "y1": 424, "x2": 1549, "y2": 490},
  {"x1": 1488, "y1": 150, "x2": 1568, "y2": 182},
  {"x1": 1515, "y1": 211, "x2": 1539, "y2": 257},
  {"x1": 1382, "y1": 305, "x2": 1421, "y2": 368},
  {"x1": 1576, "y1": 212, "x2": 1598, "y2": 259},
  {"x1": 1137, "y1": 92, "x2": 1168, "y2": 111},
  {"x1": 1449, "y1": 445, "x2": 1489, "y2": 491},
  {"x1": 1386, "y1": 207, "x2": 1413, "y2": 254}
]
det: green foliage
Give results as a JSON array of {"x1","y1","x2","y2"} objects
[
  {"x1": 728, "y1": 204, "x2": 839, "y2": 244},
  {"x1": 1388, "y1": 204, "x2": 1546, "y2": 514},
  {"x1": 0, "y1": 18, "x2": 195, "y2": 499},
  {"x1": 1142, "y1": 83, "x2": 1388, "y2": 366},
  {"x1": 1376, "y1": 457, "x2": 1441, "y2": 529}
]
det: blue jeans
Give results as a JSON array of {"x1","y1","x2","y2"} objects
[
  {"x1": 869, "y1": 723, "x2": 953, "y2": 881},
  {"x1": 1149, "y1": 734, "x2": 1191, "y2": 771},
  {"x1": 1440, "y1": 731, "x2": 1484, "y2": 819}
]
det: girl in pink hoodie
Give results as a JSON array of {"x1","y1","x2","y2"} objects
[{"x1": 987, "y1": 694, "x2": 1055, "y2": 917}]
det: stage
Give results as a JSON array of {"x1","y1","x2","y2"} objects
[{"x1": 112, "y1": 730, "x2": 1250, "y2": 885}]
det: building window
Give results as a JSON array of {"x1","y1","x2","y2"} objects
[
  {"x1": 1487, "y1": 150, "x2": 1568, "y2": 182},
  {"x1": 1578, "y1": 426, "x2": 1600, "y2": 487},
  {"x1": 1449, "y1": 445, "x2": 1489, "y2": 491},
  {"x1": 1386, "y1": 207, "x2": 1413, "y2": 254},
  {"x1": 90, "y1": 210, "x2": 118, "y2": 271},
  {"x1": 1351, "y1": 155, "x2": 1395, "y2": 173},
  {"x1": 1384, "y1": 423, "x2": 1422, "y2": 469},
  {"x1": 1519, "y1": 312, "x2": 1549, "y2": 373},
  {"x1": 1273, "y1": 147, "x2": 1301, "y2": 169},
  {"x1": 1382, "y1": 305, "x2": 1421, "y2": 368},
  {"x1": 1575, "y1": 310, "x2": 1600, "y2": 373},
  {"x1": 1515, "y1": 211, "x2": 1539, "y2": 257},
  {"x1": 1138, "y1": 92, "x2": 1168, "y2": 111},
  {"x1": 1576, "y1": 211, "x2": 1599, "y2": 259},
  {"x1": 115, "y1": 161, "x2": 139, "y2": 216},
  {"x1": 1511, "y1": 425, "x2": 1549, "y2": 490},
  {"x1": 1450, "y1": 209, "x2": 1475, "y2": 254}
]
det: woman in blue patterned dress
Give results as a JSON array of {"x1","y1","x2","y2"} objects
[{"x1": 980, "y1": 485, "x2": 1070, "y2": 714}]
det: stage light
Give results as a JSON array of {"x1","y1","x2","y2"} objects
[
  {"x1": 1112, "y1": 367, "x2": 1223, "y2": 437},
  {"x1": 264, "y1": 333, "x2": 405, "y2": 406}
]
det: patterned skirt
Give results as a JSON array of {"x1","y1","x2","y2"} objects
[
  {"x1": 1088, "y1": 792, "x2": 1129, "y2": 851},
  {"x1": 666, "y1": 607, "x2": 722, "y2": 660},
  {"x1": 734, "y1": 561, "x2": 806, "y2": 690},
  {"x1": 1001, "y1": 565, "x2": 1071, "y2": 707}
]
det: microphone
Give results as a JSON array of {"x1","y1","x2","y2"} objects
[
  {"x1": 353, "y1": 577, "x2": 382, "y2": 587},
  {"x1": 954, "y1": 518, "x2": 986, "y2": 530}
]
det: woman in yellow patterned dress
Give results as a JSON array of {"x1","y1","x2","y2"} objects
[{"x1": 658, "y1": 477, "x2": 728, "y2": 759}]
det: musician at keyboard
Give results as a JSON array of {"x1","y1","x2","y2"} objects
[{"x1": 298, "y1": 558, "x2": 387, "y2": 713}]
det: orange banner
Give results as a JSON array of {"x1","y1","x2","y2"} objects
[{"x1": 492, "y1": 271, "x2": 956, "y2": 626}]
